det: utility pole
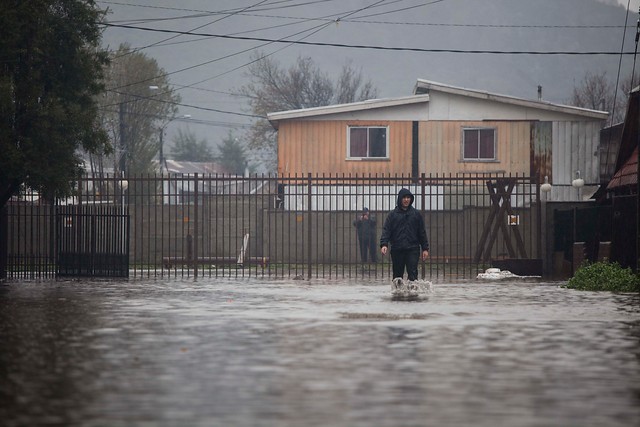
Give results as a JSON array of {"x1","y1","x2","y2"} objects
[
  {"x1": 631, "y1": 8, "x2": 640, "y2": 273},
  {"x1": 119, "y1": 101, "x2": 126, "y2": 176}
]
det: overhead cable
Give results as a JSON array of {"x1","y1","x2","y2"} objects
[{"x1": 101, "y1": 22, "x2": 638, "y2": 55}]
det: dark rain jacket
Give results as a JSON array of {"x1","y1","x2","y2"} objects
[
  {"x1": 353, "y1": 212, "x2": 376, "y2": 238},
  {"x1": 379, "y1": 188, "x2": 429, "y2": 252}
]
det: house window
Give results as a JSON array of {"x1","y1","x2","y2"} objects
[
  {"x1": 463, "y1": 128, "x2": 496, "y2": 161},
  {"x1": 348, "y1": 126, "x2": 388, "y2": 159}
]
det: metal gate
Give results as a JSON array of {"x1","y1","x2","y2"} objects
[{"x1": 56, "y1": 205, "x2": 129, "y2": 277}]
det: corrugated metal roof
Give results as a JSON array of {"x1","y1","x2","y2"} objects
[
  {"x1": 604, "y1": 87, "x2": 639, "y2": 193},
  {"x1": 607, "y1": 146, "x2": 638, "y2": 190}
]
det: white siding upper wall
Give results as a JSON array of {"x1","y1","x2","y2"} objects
[
  {"x1": 427, "y1": 91, "x2": 603, "y2": 122},
  {"x1": 552, "y1": 121, "x2": 602, "y2": 186}
]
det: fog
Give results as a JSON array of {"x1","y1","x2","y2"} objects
[{"x1": 99, "y1": 0, "x2": 638, "y2": 168}]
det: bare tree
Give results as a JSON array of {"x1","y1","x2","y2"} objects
[
  {"x1": 569, "y1": 71, "x2": 639, "y2": 125},
  {"x1": 335, "y1": 61, "x2": 378, "y2": 104},
  {"x1": 238, "y1": 53, "x2": 378, "y2": 170},
  {"x1": 96, "y1": 44, "x2": 181, "y2": 177}
]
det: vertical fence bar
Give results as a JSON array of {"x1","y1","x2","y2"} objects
[
  {"x1": 194, "y1": 173, "x2": 199, "y2": 278},
  {"x1": 6, "y1": 173, "x2": 550, "y2": 280},
  {"x1": 307, "y1": 173, "x2": 312, "y2": 280}
]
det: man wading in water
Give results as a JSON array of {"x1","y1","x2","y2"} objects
[{"x1": 379, "y1": 188, "x2": 429, "y2": 281}]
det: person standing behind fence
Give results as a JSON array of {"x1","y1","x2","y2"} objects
[
  {"x1": 353, "y1": 207, "x2": 378, "y2": 263},
  {"x1": 379, "y1": 188, "x2": 429, "y2": 281}
]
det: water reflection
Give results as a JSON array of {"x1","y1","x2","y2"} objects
[{"x1": 0, "y1": 278, "x2": 639, "y2": 427}]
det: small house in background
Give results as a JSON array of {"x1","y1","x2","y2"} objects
[
  {"x1": 162, "y1": 160, "x2": 264, "y2": 204},
  {"x1": 268, "y1": 79, "x2": 608, "y2": 206}
]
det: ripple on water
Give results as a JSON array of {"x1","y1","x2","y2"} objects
[{"x1": 0, "y1": 277, "x2": 638, "y2": 427}]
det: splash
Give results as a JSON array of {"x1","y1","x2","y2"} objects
[{"x1": 391, "y1": 277, "x2": 433, "y2": 299}]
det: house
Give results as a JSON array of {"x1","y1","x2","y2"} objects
[
  {"x1": 268, "y1": 79, "x2": 608, "y2": 204},
  {"x1": 161, "y1": 160, "x2": 261, "y2": 204},
  {"x1": 602, "y1": 86, "x2": 639, "y2": 269}
]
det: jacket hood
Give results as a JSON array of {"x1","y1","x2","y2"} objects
[{"x1": 396, "y1": 188, "x2": 414, "y2": 207}]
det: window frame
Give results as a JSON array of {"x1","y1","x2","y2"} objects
[
  {"x1": 461, "y1": 127, "x2": 497, "y2": 162},
  {"x1": 347, "y1": 125, "x2": 389, "y2": 160}
]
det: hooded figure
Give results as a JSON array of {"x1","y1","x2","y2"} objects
[
  {"x1": 353, "y1": 207, "x2": 377, "y2": 263},
  {"x1": 379, "y1": 188, "x2": 430, "y2": 280}
]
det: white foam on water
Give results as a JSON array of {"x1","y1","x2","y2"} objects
[
  {"x1": 390, "y1": 278, "x2": 433, "y2": 298},
  {"x1": 476, "y1": 268, "x2": 541, "y2": 280}
]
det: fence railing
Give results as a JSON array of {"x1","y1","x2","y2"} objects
[{"x1": 5, "y1": 173, "x2": 541, "y2": 280}]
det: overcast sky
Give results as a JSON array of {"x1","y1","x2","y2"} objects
[
  {"x1": 99, "y1": 0, "x2": 638, "y2": 169},
  {"x1": 613, "y1": 0, "x2": 640, "y2": 10}
]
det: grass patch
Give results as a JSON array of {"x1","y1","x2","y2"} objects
[{"x1": 565, "y1": 261, "x2": 640, "y2": 292}]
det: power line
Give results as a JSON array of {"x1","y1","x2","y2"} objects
[
  {"x1": 111, "y1": 0, "x2": 272, "y2": 58},
  {"x1": 174, "y1": 0, "x2": 389, "y2": 90},
  {"x1": 99, "y1": 0, "x2": 633, "y2": 30},
  {"x1": 99, "y1": 106, "x2": 253, "y2": 129},
  {"x1": 103, "y1": 89, "x2": 263, "y2": 118},
  {"x1": 106, "y1": 16, "x2": 333, "y2": 92},
  {"x1": 101, "y1": 22, "x2": 638, "y2": 55}
]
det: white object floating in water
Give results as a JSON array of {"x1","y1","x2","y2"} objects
[{"x1": 476, "y1": 268, "x2": 538, "y2": 280}]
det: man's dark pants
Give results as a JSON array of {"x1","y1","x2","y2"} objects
[{"x1": 390, "y1": 247, "x2": 420, "y2": 280}]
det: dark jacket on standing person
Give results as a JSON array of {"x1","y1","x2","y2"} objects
[
  {"x1": 379, "y1": 188, "x2": 429, "y2": 252},
  {"x1": 353, "y1": 208, "x2": 376, "y2": 237}
]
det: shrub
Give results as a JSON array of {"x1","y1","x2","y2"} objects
[{"x1": 565, "y1": 261, "x2": 640, "y2": 292}]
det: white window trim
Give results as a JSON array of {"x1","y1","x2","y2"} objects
[
  {"x1": 346, "y1": 125, "x2": 390, "y2": 160},
  {"x1": 462, "y1": 127, "x2": 497, "y2": 162}
]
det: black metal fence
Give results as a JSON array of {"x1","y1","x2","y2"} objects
[
  {"x1": 5, "y1": 173, "x2": 541, "y2": 280},
  {"x1": 56, "y1": 205, "x2": 129, "y2": 277}
]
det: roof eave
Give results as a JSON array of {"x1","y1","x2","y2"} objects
[
  {"x1": 414, "y1": 79, "x2": 609, "y2": 120},
  {"x1": 267, "y1": 94, "x2": 430, "y2": 127}
]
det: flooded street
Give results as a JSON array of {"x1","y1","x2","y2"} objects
[{"x1": 1, "y1": 277, "x2": 639, "y2": 427}]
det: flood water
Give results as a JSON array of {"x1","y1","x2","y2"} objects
[{"x1": 1, "y1": 277, "x2": 639, "y2": 427}]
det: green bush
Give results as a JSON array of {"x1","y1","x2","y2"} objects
[{"x1": 565, "y1": 261, "x2": 640, "y2": 292}]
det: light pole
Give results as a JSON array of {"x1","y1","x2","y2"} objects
[
  {"x1": 148, "y1": 85, "x2": 192, "y2": 175},
  {"x1": 540, "y1": 176, "x2": 552, "y2": 275}
]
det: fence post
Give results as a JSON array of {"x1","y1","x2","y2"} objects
[
  {"x1": 420, "y1": 173, "x2": 426, "y2": 279},
  {"x1": 0, "y1": 206, "x2": 6, "y2": 281},
  {"x1": 194, "y1": 173, "x2": 199, "y2": 278},
  {"x1": 535, "y1": 176, "x2": 543, "y2": 265},
  {"x1": 307, "y1": 172, "x2": 312, "y2": 279}
]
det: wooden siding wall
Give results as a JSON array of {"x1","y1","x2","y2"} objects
[
  {"x1": 277, "y1": 120, "x2": 414, "y2": 176},
  {"x1": 276, "y1": 119, "x2": 604, "y2": 199},
  {"x1": 419, "y1": 121, "x2": 532, "y2": 176}
]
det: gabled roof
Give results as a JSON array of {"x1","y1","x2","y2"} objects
[
  {"x1": 267, "y1": 95, "x2": 430, "y2": 128},
  {"x1": 414, "y1": 79, "x2": 608, "y2": 120}
]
